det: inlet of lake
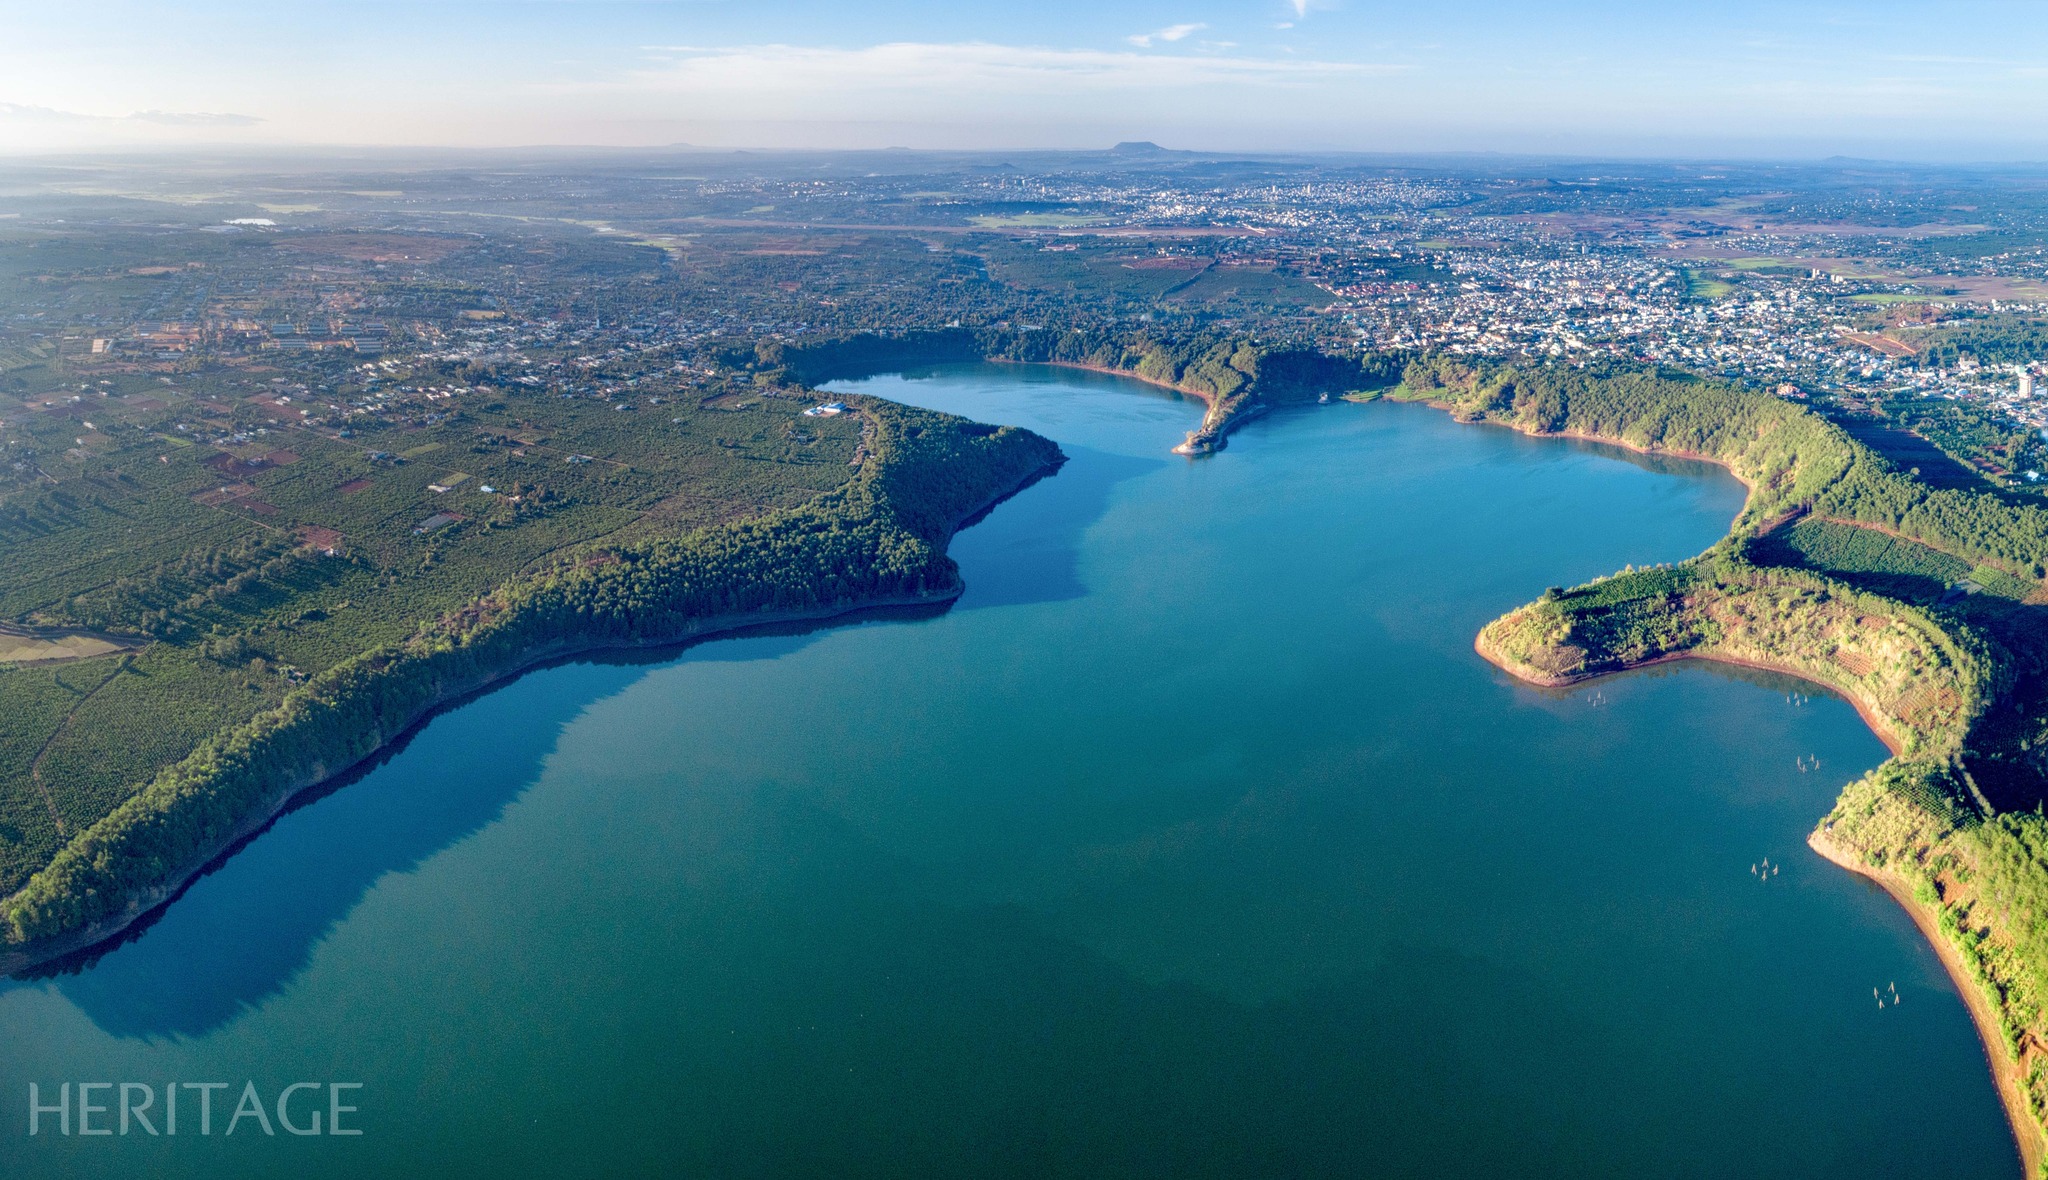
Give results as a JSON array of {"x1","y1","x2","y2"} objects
[{"x1": 0, "y1": 364, "x2": 2019, "y2": 1178}]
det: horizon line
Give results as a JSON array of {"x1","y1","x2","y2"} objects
[{"x1": 7, "y1": 141, "x2": 2048, "y2": 172}]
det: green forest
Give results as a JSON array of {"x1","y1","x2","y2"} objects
[
  {"x1": 0, "y1": 372, "x2": 1059, "y2": 956},
  {"x1": 1397, "y1": 355, "x2": 2048, "y2": 573},
  {"x1": 20, "y1": 318, "x2": 2048, "y2": 1162},
  {"x1": 1413, "y1": 353, "x2": 2048, "y2": 1161},
  {"x1": 757, "y1": 326, "x2": 1405, "y2": 453}
]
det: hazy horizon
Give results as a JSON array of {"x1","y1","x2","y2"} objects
[
  {"x1": 8, "y1": 0, "x2": 2048, "y2": 161},
  {"x1": 10, "y1": 141, "x2": 2048, "y2": 173}
]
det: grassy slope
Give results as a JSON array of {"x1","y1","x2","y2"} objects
[{"x1": 1479, "y1": 559, "x2": 1995, "y2": 759}]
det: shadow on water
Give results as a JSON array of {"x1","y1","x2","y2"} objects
[
  {"x1": 948, "y1": 444, "x2": 1161, "y2": 611},
  {"x1": 1499, "y1": 654, "x2": 1889, "y2": 749},
  {"x1": 0, "y1": 604, "x2": 942, "y2": 1039},
  {"x1": 0, "y1": 433, "x2": 1138, "y2": 1039},
  {"x1": 1506, "y1": 653, "x2": 1860, "y2": 707},
  {"x1": 1550, "y1": 435, "x2": 1730, "y2": 483},
  {"x1": 1426, "y1": 402, "x2": 1734, "y2": 484}
]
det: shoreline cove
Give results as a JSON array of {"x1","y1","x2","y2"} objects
[
  {"x1": 1, "y1": 592, "x2": 962, "y2": 977},
  {"x1": 5, "y1": 356, "x2": 2027, "y2": 1172},
  {"x1": 877, "y1": 357, "x2": 2027, "y2": 1159},
  {"x1": 1475, "y1": 617, "x2": 2027, "y2": 1170},
  {"x1": 980, "y1": 357, "x2": 1255, "y2": 455},
  {"x1": 1471, "y1": 635, "x2": 1908, "y2": 758},
  {"x1": 1423, "y1": 379, "x2": 2028, "y2": 1171}
]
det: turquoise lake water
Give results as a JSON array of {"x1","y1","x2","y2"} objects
[{"x1": 0, "y1": 363, "x2": 2019, "y2": 1178}]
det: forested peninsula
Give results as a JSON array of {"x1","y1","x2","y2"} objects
[
  {"x1": 3, "y1": 321, "x2": 1382, "y2": 974},
  {"x1": 0, "y1": 396, "x2": 1060, "y2": 973},
  {"x1": 16, "y1": 320, "x2": 2048, "y2": 1172},
  {"x1": 753, "y1": 326, "x2": 1403, "y2": 455},
  {"x1": 1389, "y1": 356, "x2": 2048, "y2": 1173},
  {"x1": 775, "y1": 329, "x2": 2048, "y2": 1171}
]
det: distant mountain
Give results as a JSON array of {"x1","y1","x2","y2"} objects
[{"x1": 1109, "y1": 141, "x2": 1168, "y2": 155}]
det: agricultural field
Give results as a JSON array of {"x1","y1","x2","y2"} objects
[
  {"x1": 0, "y1": 356, "x2": 875, "y2": 895},
  {"x1": 1751, "y1": 517, "x2": 1973, "y2": 602},
  {"x1": 1161, "y1": 264, "x2": 1331, "y2": 309},
  {"x1": 1844, "y1": 398, "x2": 2048, "y2": 493},
  {"x1": 0, "y1": 627, "x2": 132, "y2": 664},
  {"x1": 967, "y1": 211, "x2": 1105, "y2": 229},
  {"x1": 977, "y1": 242, "x2": 1220, "y2": 303},
  {"x1": 970, "y1": 240, "x2": 1326, "y2": 310},
  {"x1": 1834, "y1": 418, "x2": 2004, "y2": 493},
  {"x1": 1683, "y1": 269, "x2": 1736, "y2": 300}
]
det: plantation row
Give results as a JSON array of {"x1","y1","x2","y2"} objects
[
  {"x1": 1, "y1": 395, "x2": 1059, "y2": 950},
  {"x1": 0, "y1": 367, "x2": 883, "y2": 894}
]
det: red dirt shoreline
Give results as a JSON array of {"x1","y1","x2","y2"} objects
[
  {"x1": 1808, "y1": 828, "x2": 2042, "y2": 1177},
  {"x1": 1439, "y1": 371, "x2": 2041, "y2": 1167},
  {"x1": 1477, "y1": 621, "x2": 2035, "y2": 1171},
  {"x1": 1471, "y1": 633, "x2": 1907, "y2": 758}
]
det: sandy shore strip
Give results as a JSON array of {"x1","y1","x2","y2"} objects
[
  {"x1": 1473, "y1": 614, "x2": 2039, "y2": 1167},
  {"x1": 1809, "y1": 828, "x2": 2042, "y2": 1177}
]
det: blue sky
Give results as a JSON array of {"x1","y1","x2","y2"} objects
[{"x1": 5, "y1": 0, "x2": 2048, "y2": 158}]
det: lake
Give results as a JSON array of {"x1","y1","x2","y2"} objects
[{"x1": 0, "y1": 363, "x2": 2018, "y2": 1178}]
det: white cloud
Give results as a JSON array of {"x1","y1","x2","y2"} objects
[
  {"x1": 613, "y1": 41, "x2": 1388, "y2": 104},
  {"x1": 539, "y1": 41, "x2": 1409, "y2": 147},
  {"x1": 0, "y1": 102, "x2": 260, "y2": 127},
  {"x1": 622, "y1": 40, "x2": 1384, "y2": 87},
  {"x1": 1128, "y1": 23, "x2": 1207, "y2": 48},
  {"x1": 130, "y1": 109, "x2": 264, "y2": 127},
  {"x1": 0, "y1": 101, "x2": 265, "y2": 152}
]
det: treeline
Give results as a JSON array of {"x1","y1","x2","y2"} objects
[
  {"x1": 752, "y1": 328, "x2": 1406, "y2": 452},
  {"x1": 1401, "y1": 356, "x2": 2048, "y2": 575},
  {"x1": 50, "y1": 533, "x2": 328, "y2": 640},
  {"x1": 1824, "y1": 758, "x2": 2048, "y2": 1136},
  {"x1": 1496, "y1": 551, "x2": 2002, "y2": 760},
  {"x1": 2, "y1": 400, "x2": 1061, "y2": 951},
  {"x1": 1911, "y1": 317, "x2": 2048, "y2": 369},
  {"x1": 1431, "y1": 347, "x2": 2048, "y2": 1145}
]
